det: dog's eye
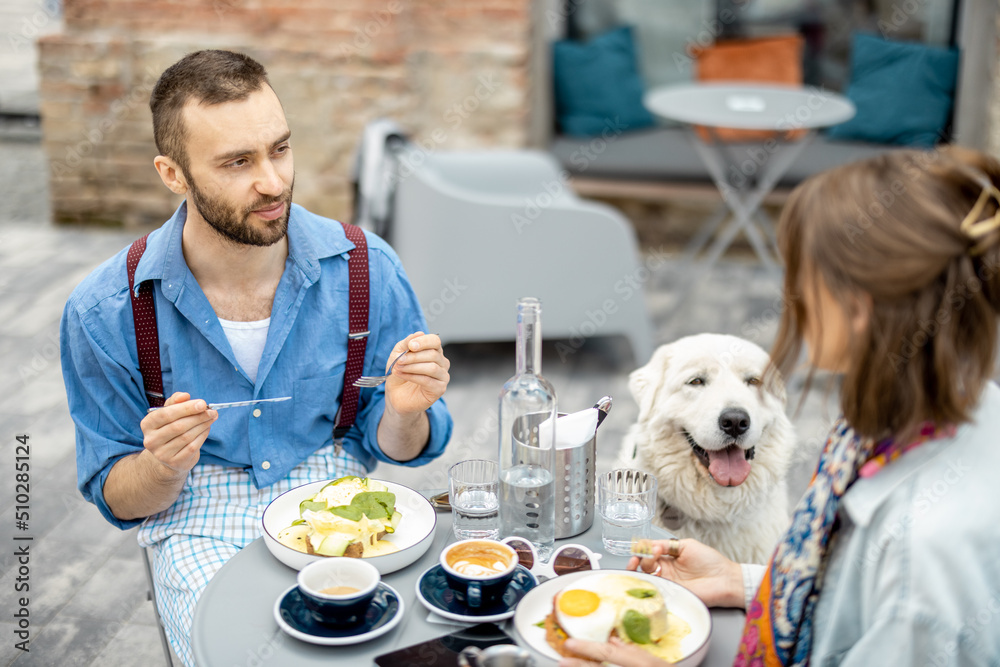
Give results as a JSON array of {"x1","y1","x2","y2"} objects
[
  {"x1": 746, "y1": 377, "x2": 761, "y2": 387},
  {"x1": 686, "y1": 377, "x2": 705, "y2": 386}
]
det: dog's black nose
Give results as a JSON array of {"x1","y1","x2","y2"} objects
[{"x1": 719, "y1": 408, "x2": 751, "y2": 438}]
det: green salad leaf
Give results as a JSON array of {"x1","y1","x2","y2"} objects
[
  {"x1": 621, "y1": 609, "x2": 652, "y2": 644},
  {"x1": 626, "y1": 588, "x2": 657, "y2": 599},
  {"x1": 298, "y1": 500, "x2": 328, "y2": 516},
  {"x1": 328, "y1": 505, "x2": 365, "y2": 522},
  {"x1": 324, "y1": 492, "x2": 397, "y2": 522},
  {"x1": 352, "y1": 492, "x2": 395, "y2": 519}
]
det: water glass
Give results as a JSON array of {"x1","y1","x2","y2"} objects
[
  {"x1": 450, "y1": 459, "x2": 500, "y2": 540},
  {"x1": 597, "y1": 468, "x2": 658, "y2": 556}
]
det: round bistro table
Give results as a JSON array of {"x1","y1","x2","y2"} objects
[
  {"x1": 643, "y1": 82, "x2": 855, "y2": 301},
  {"x1": 191, "y1": 502, "x2": 746, "y2": 666}
]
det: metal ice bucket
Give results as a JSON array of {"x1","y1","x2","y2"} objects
[{"x1": 513, "y1": 412, "x2": 595, "y2": 539}]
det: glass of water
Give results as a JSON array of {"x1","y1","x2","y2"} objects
[
  {"x1": 597, "y1": 469, "x2": 658, "y2": 556},
  {"x1": 449, "y1": 459, "x2": 500, "y2": 540}
]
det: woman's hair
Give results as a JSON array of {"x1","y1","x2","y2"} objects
[{"x1": 769, "y1": 146, "x2": 1000, "y2": 441}]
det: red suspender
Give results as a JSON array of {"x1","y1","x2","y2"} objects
[
  {"x1": 334, "y1": 221, "x2": 370, "y2": 439},
  {"x1": 127, "y1": 234, "x2": 165, "y2": 408},
  {"x1": 127, "y1": 222, "x2": 370, "y2": 439}
]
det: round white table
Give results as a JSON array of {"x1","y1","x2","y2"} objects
[
  {"x1": 643, "y1": 82, "x2": 855, "y2": 279},
  {"x1": 191, "y1": 504, "x2": 746, "y2": 666}
]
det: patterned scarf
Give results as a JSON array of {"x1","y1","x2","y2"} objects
[{"x1": 735, "y1": 418, "x2": 955, "y2": 667}]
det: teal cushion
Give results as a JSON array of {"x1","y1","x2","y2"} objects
[
  {"x1": 553, "y1": 26, "x2": 655, "y2": 137},
  {"x1": 827, "y1": 33, "x2": 959, "y2": 147}
]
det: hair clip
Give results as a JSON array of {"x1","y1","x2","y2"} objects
[{"x1": 960, "y1": 181, "x2": 1000, "y2": 256}]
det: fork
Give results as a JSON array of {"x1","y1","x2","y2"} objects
[{"x1": 353, "y1": 350, "x2": 408, "y2": 388}]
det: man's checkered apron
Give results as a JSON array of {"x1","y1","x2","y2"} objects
[{"x1": 137, "y1": 445, "x2": 367, "y2": 667}]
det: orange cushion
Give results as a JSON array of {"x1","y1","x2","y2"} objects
[{"x1": 693, "y1": 34, "x2": 805, "y2": 142}]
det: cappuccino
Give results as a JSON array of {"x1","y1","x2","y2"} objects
[{"x1": 445, "y1": 540, "x2": 513, "y2": 577}]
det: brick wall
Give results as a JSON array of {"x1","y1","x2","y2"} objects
[{"x1": 39, "y1": 0, "x2": 533, "y2": 226}]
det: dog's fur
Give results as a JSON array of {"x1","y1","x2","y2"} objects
[{"x1": 618, "y1": 334, "x2": 794, "y2": 564}]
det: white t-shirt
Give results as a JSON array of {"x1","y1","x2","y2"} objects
[{"x1": 218, "y1": 317, "x2": 270, "y2": 384}]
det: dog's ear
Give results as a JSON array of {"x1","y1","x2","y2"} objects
[
  {"x1": 628, "y1": 345, "x2": 671, "y2": 422},
  {"x1": 764, "y1": 366, "x2": 788, "y2": 406}
]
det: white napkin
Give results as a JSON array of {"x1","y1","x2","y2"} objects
[{"x1": 538, "y1": 407, "x2": 598, "y2": 450}]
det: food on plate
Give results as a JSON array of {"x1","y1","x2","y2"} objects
[
  {"x1": 275, "y1": 476, "x2": 402, "y2": 558},
  {"x1": 543, "y1": 573, "x2": 691, "y2": 662}
]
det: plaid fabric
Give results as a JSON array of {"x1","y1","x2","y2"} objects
[{"x1": 138, "y1": 444, "x2": 367, "y2": 667}]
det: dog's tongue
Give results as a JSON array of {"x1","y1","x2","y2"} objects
[{"x1": 708, "y1": 445, "x2": 751, "y2": 486}]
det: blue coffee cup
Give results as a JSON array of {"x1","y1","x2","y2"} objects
[
  {"x1": 297, "y1": 558, "x2": 379, "y2": 626},
  {"x1": 440, "y1": 539, "x2": 517, "y2": 608}
]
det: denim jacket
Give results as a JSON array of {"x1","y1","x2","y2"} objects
[{"x1": 744, "y1": 382, "x2": 1000, "y2": 666}]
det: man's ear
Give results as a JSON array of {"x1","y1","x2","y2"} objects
[{"x1": 153, "y1": 155, "x2": 189, "y2": 195}]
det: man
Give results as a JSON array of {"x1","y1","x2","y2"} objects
[{"x1": 60, "y1": 50, "x2": 452, "y2": 666}]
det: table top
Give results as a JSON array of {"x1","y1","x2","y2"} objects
[
  {"x1": 192, "y1": 506, "x2": 746, "y2": 666},
  {"x1": 644, "y1": 82, "x2": 855, "y2": 131}
]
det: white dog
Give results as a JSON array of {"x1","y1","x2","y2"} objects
[{"x1": 618, "y1": 334, "x2": 794, "y2": 564}]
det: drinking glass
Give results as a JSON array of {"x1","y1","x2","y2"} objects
[
  {"x1": 449, "y1": 459, "x2": 500, "y2": 540},
  {"x1": 597, "y1": 469, "x2": 658, "y2": 556}
]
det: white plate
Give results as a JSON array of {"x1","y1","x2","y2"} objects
[
  {"x1": 511, "y1": 570, "x2": 712, "y2": 666},
  {"x1": 261, "y1": 479, "x2": 436, "y2": 573}
]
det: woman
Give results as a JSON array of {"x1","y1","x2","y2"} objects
[{"x1": 561, "y1": 146, "x2": 1000, "y2": 666}]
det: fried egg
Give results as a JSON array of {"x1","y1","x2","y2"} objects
[
  {"x1": 554, "y1": 574, "x2": 669, "y2": 644},
  {"x1": 554, "y1": 583, "x2": 620, "y2": 642}
]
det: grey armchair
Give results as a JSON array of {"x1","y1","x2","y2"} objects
[{"x1": 380, "y1": 142, "x2": 654, "y2": 364}]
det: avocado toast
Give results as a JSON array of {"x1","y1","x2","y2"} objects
[{"x1": 275, "y1": 476, "x2": 402, "y2": 558}]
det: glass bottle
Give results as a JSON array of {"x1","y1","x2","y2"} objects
[{"x1": 498, "y1": 297, "x2": 557, "y2": 560}]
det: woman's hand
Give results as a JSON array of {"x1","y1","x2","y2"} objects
[
  {"x1": 628, "y1": 538, "x2": 745, "y2": 609},
  {"x1": 558, "y1": 637, "x2": 671, "y2": 667}
]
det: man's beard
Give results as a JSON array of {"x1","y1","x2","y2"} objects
[{"x1": 187, "y1": 175, "x2": 293, "y2": 247}]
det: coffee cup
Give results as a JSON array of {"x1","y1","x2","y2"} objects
[
  {"x1": 297, "y1": 557, "x2": 380, "y2": 626},
  {"x1": 440, "y1": 539, "x2": 518, "y2": 609}
]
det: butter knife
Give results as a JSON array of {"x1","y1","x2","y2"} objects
[{"x1": 147, "y1": 396, "x2": 291, "y2": 413}]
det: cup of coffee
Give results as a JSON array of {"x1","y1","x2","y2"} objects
[
  {"x1": 440, "y1": 539, "x2": 518, "y2": 608},
  {"x1": 297, "y1": 557, "x2": 380, "y2": 626}
]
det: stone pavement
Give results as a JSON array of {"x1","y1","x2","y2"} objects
[{"x1": 0, "y1": 129, "x2": 836, "y2": 667}]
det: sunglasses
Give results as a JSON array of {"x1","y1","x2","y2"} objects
[{"x1": 502, "y1": 537, "x2": 602, "y2": 581}]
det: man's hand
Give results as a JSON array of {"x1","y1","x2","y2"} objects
[
  {"x1": 375, "y1": 332, "x2": 449, "y2": 463},
  {"x1": 383, "y1": 332, "x2": 450, "y2": 416},
  {"x1": 105, "y1": 391, "x2": 218, "y2": 521},
  {"x1": 139, "y1": 391, "x2": 218, "y2": 475},
  {"x1": 559, "y1": 637, "x2": 671, "y2": 667}
]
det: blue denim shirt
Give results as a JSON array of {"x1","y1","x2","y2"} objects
[
  {"x1": 61, "y1": 202, "x2": 452, "y2": 529},
  {"x1": 745, "y1": 382, "x2": 1000, "y2": 665}
]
